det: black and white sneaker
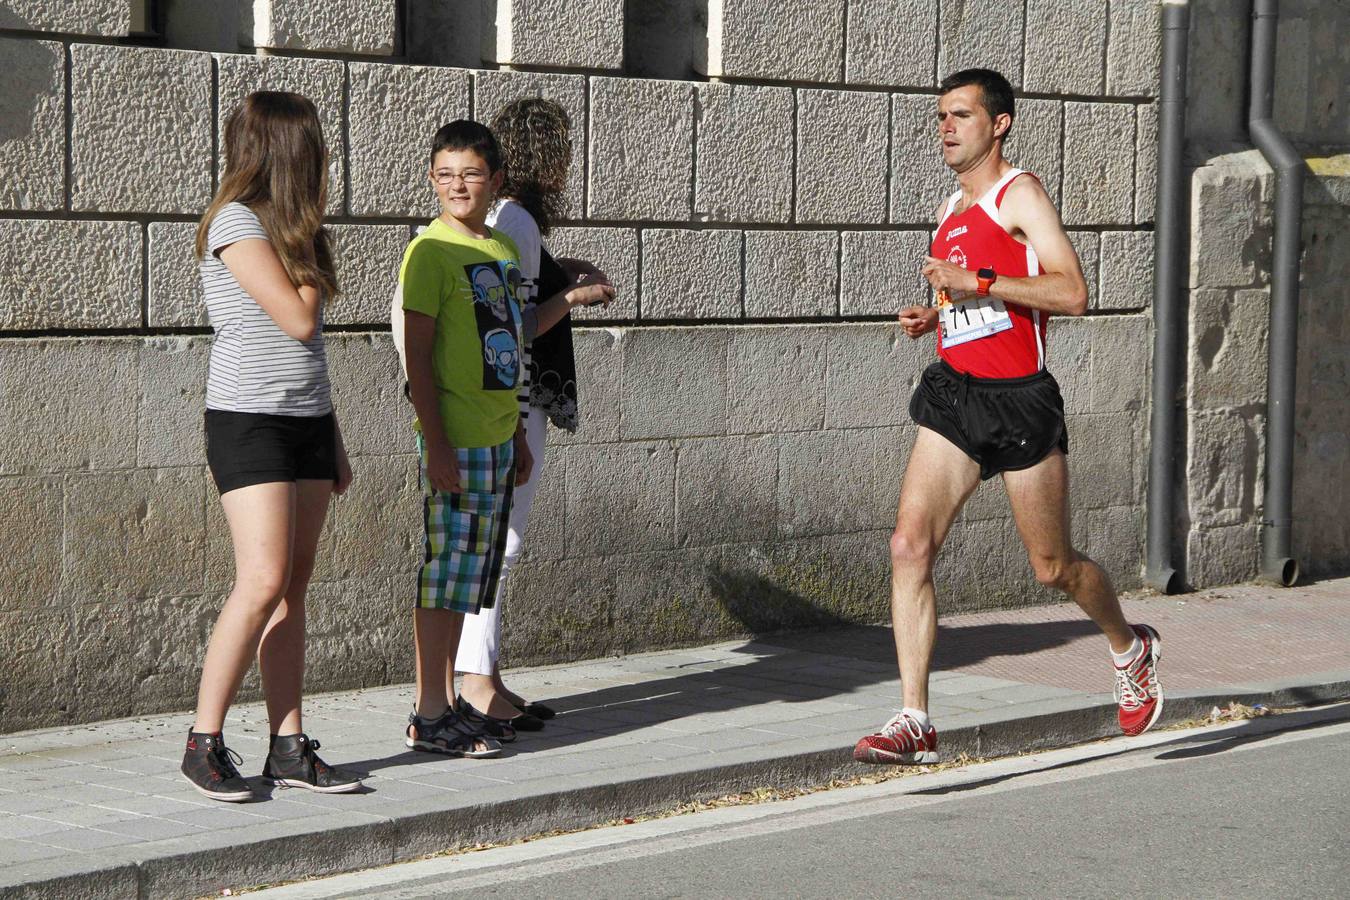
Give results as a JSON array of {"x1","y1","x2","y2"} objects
[
  {"x1": 181, "y1": 730, "x2": 253, "y2": 802},
  {"x1": 262, "y1": 733, "x2": 362, "y2": 793}
]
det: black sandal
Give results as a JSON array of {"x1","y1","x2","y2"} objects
[
  {"x1": 455, "y1": 695, "x2": 527, "y2": 741},
  {"x1": 405, "y1": 708, "x2": 501, "y2": 758}
]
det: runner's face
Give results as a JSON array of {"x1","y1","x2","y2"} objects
[
  {"x1": 429, "y1": 148, "x2": 502, "y2": 225},
  {"x1": 936, "y1": 85, "x2": 1006, "y2": 172}
]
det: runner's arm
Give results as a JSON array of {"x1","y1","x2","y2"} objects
[{"x1": 921, "y1": 177, "x2": 1089, "y2": 316}]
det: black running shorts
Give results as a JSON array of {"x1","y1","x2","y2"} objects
[
  {"x1": 908, "y1": 360, "x2": 1069, "y2": 481},
  {"x1": 204, "y1": 409, "x2": 338, "y2": 495}
]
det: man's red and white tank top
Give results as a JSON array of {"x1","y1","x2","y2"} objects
[{"x1": 929, "y1": 168, "x2": 1048, "y2": 379}]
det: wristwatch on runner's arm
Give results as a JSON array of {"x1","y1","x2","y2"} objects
[{"x1": 976, "y1": 267, "x2": 997, "y2": 296}]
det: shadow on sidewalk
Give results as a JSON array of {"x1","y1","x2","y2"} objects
[{"x1": 341, "y1": 616, "x2": 1103, "y2": 777}]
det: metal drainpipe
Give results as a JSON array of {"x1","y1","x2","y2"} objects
[
  {"x1": 1248, "y1": 0, "x2": 1304, "y2": 587},
  {"x1": 1145, "y1": 1, "x2": 1190, "y2": 595}
]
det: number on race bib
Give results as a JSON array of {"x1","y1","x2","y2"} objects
[{"x1": 940, "y1": 296, "x2": 1014, "y2": 348}]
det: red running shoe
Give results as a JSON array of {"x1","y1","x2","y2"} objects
[
  {"x1": 853, "y1": 711, "x2": 938, "y2": 765},
  {"x1": 1115, "y1": 624, "x2": 1164, "y2": 736}
]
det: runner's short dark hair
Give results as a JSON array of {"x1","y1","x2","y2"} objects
[
  {"x1": 429, "y1": 119, "x2": 502, "y2": 172},
  {"x1": 939, "y1": 68, "x2": 1015, "y2": 140}
]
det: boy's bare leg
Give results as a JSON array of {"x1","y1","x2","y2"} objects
[
  {"x1": 414, "y1": 609, "x2": 463, "y2": 718},
  {"x1": 889, "y1": 428, "x2": 982, "y2": 711},
  {"x1": 1002, "y1": 449, "x2": 1135, "y2": 652}
]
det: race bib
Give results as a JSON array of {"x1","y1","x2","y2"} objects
[{"x1": 940, "y1": 295, "x2": 1014, "y2": 348}]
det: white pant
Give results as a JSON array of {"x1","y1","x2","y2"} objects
[{"x1": 455, "y1": 406, "x2": 548, "y2": 676}]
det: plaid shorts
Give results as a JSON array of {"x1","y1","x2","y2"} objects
[{"x1": 416, "y1": 435, "x2": 515, "y2": 613}]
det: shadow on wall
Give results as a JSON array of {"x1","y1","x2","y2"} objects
[{"x1": 0, "y1": 9, "x2": 52, "y2": 146}]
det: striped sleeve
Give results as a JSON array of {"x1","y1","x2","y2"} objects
[
  {"x1": 207, "y1": 202, "x2": 269, "y2": 256},
  {"x1": 488, "y1": 202, "x2": 542, "y2": 430}
]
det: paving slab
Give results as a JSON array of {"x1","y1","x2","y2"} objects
[{"x1": 1, "y1": 579, "x2": 1348, "y2": 898}]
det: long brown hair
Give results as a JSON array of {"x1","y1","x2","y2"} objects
[
  {"x1": 195, "y1": 91, "x2": 338, "y2": 298},
  {"x1": 492, "y1": 98, "x2": 571, "y2": 236}
]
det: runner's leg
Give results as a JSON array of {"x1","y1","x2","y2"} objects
[
  {"x1": 890, "y1": 426, "x2": 981, "y2": 711},
  {"x1": 1002, "y1": 448, "x2": 1135, "y2": 652}
]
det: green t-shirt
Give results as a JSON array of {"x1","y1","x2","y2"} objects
[{"x1": 399, "y1": 218, "x2": 525, "y2": 448}]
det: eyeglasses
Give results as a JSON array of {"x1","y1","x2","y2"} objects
[{"x1": 432, "y1": 169, "x2": 488, "y2": 186}]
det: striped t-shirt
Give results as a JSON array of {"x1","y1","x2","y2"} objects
[{"x1": 201, "y1": 202, "x2": 331, "y2": 416}]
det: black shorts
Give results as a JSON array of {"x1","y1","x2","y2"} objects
[
  {"x1": 204, "y1": 409, "x2": 338, "y2": 495},
  {"x1": 908, "y1": 360, "x2": 1068, "y2": 481}
]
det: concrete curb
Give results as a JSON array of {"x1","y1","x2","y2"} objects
[{"x1": 3, "y1": 672, "x2": 1347, "y2": 900}]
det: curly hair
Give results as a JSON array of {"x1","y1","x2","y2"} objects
[{"x1": 491, "y1": 98, "x2": 572, "y2": 236}]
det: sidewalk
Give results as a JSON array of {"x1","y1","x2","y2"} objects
[{"x1": 3, "y1": 578, "x2": 1348, "y2": 899}]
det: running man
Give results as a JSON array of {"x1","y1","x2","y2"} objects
[{"x1": 853, "y1": 69, "x2": 1163, "y2": 765}]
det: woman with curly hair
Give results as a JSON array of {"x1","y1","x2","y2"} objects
[{"x1": 452, "y1": 97, "x2": 615, "y2": 737}]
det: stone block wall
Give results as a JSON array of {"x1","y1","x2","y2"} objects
[{"x1": 0, "y1": 0, "x2": 1176, "y2": 732}]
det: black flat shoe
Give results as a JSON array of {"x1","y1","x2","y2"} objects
[
  {"x1": 455, "y1": 695, "x2": 523, "y2": 742},
  {"x1": 520, "y1": 701, "x2": 556, "y2": 721}
]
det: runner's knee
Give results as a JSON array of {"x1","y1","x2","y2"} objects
[
  {"x1": 1031, "y1": 556, "x2": 1072, "y2": 590},
  {"x1": 890, "y1": 527, "x2": 937, "y2": 571}
]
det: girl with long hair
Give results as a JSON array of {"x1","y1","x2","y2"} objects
[
  {"x1": 182, "y1": 91, "x2": 360, "y2": 801},
  {"x1": 451, "y1": 98, "x2": 615, "y2": 737}
]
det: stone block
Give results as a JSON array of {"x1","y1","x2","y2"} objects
[
  {"x1": 0, "y1": 37, "x2": 64, "y2": 210},
  {"x1": 503, "y1": 556, "x2": 617, "y2": 663},
  {"x1": 796, "y1": 89, "x2": 889, "y2": 224},
  {"x1": 825, "y1": 323, "x2": 930, "y2": 429},
  {"x1": 1099, "y1": 230, "x2": 1153, "y2": 310},
  {"x1": 675, "y1": 434, "x2": 779, "y2": 547},
  {"x1": 1089, "y1": 315, "x2": 1149, "y2": 413},
  {"x1": 704, "y1": 0, "x2": 845, "y2": 82},
  {"x1": 623, "y1": 0, "x2": 709, "y2": 81},
  {"x1": 303, "y1": 576, "x2": 405, "y2": 689},
  {"x1": 216, "y1": 53, "x2": 346, "y2": 214},
  {"x1": 347, "y1": 62, "x2": 470, "y2": 218},
  {"x1": 546, "y1": 227, "x2": 638, "y2": 322},
  {"x1": 0, "y1": 476, "x2": 63, "y2": 609},
  {"x1": 1188, "y1": 288, "x2": 1269, "y2": 411},
  {"x1": 619, "y1": 326, "x2": 728, "y2": 440},
  {"x1": 0, "y1": 339, "x2": 138, "y2": 474},
  {"x1": 1062, "y1": 102, "x2": 1136, "y2": 225},
  {"x1": 1005, "y1": 98, "x2": 1062, "y2": 206},
  {"x1": 62, "y1": 468, "x2": 206, "y2": 599},
  {"x1": 70, "y1": 44, "x2": 212, "y2": 214},
  {"x1": 587, "y1": 77, "x2": 693, "y2": 221},
  {"x1": 869, "y1": 424, "x2": 916, "y2": 529},
  {"x1": 840, "y1": 230, "x2": 931, "y2": 316},
  {"x1": 1025, "y1": 0, "x2": 1106, "y2": 94},
  {"x1": 1186, "y1": 407, "x2": 1261, "y2": 528},
  {"x1": 1189, "y1": 160, "x2": 1269, "y2": 288},
  {"x1": 0, "y1": 609, "x2": 72, "y2": 730},
  {"x1": 0, "y1": 1, "x2": 127, "y2": 35},
  {"x1": 1047, "y1": 315, "x2": 1091, "y2": 414},
  {"x1": 1065, "y1": 412, "x2": 1139, "y2": 509},
  {"x1": 328, "y1": 225, "x2": 406, "y2": 326},
  {"x1": 640, "y1": 229, "x2": 742, "y2": 320},
  {"x1": 726, "y1": 326, "x2": 828, "y2": 433},
  {"x1": 777, "y1": 429, "x2": 885, "y2": 538},
  {"x1": 1136, "y1": 102, "x2": 1158, "y2": 223},
  {"x1": 1184, "y1": 0, "x2": 1250, "y2": 143},
  {"x1": 727, "y1": 530, "x2": 892, "y2": 627},
  {"x1": 148, "y1": 221, "x2": 208, "y2": 328},
  {"x1": 891, "y1": 93, "x2": 953, "y2": 223},
  {"x1": 0, "y1": 219, "x2": 140, "y2": 329},
  {"x1": 845, "y1": 0, "x2": 937, "y2": 87},
  {"x1": 321, "y1": 456, "x2": 421, "y2": 582},
  {"x1": 515, "y1": 444, "x2": 565, "y2": 564},
  {"x1": 1107, "y1": 0, "x2": 1161, "y2": 97},
  {"x1": 473, "y1": 70, "x2": 587, "y2": 218},
  {"x1": 1185, "y1": 523, "x2": 1258, "y2": 589},
  {"x1": 552, "y1": 326, "x2": 624, "y2": 446},
  {"x1": 562, "y1": 441, "x2": 676, "y2": 557},
  {"x1": 935, "y1": 517, "x2": 1028, "y2": 611},
  {"x1": 743, "y1": 230, "x2": 838, "y2": 318},
  {"x1": 485, "y1": 0, "x2": 624, "y2": 70},
  {"x1": 138, "y1": 337, "x2": 209, "y2": 468},
  {"x1": 606, "y1": 545, "x2": 743, "y2": 653},
  {"x1": 242, "y1": 0, "x2": 396, "y2": 55},
  {"x1": 938, "y1": 0, "x2": 1023, "y2": 88},
  {"x1": 324, "y1": 333, "x2": 407, "y2": 457},
  {"x1": 1069, "y1": 231, "x2": 1101, "y2": 309},
  {"x1": 1072, "y1": 504, "x2": 1143, "y2": 589},
  {"x1": 695, "y1": 82, "x2": 793, "y2": 224}
]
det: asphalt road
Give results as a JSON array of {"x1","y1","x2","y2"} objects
[{"x1": 256, "y1": 705, "x2": 1350, "y2": 899}]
